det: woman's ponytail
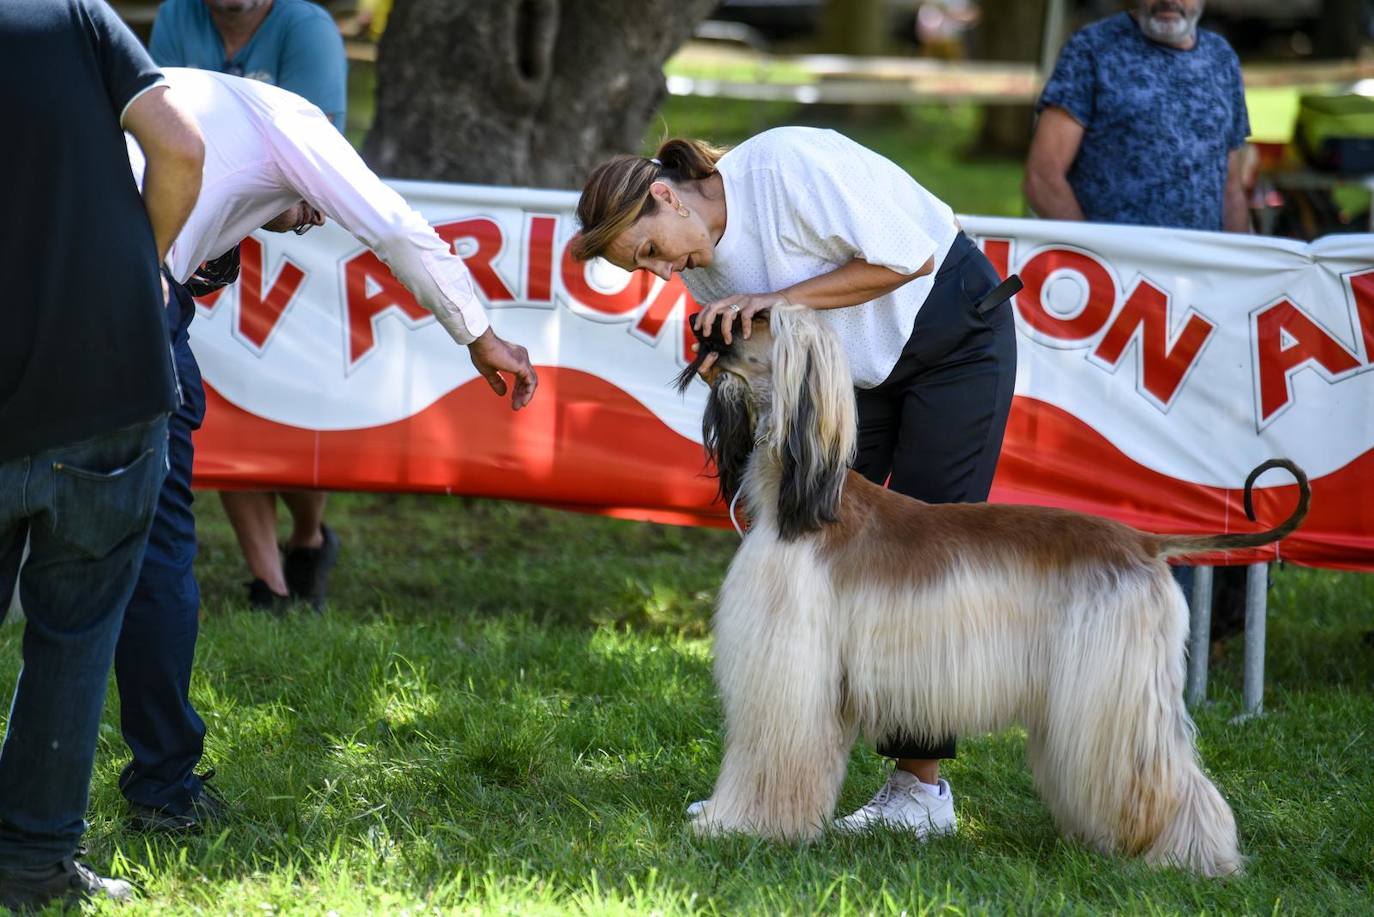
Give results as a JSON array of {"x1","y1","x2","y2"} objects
[{"x1": 654, "y1": 138, "x2": 725, "y2": 182}]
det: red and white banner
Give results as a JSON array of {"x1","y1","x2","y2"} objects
[{"x1": 189, "y1": 180, "x2": 1374, "y2": 570}]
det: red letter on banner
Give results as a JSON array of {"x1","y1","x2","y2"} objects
[
  {"x1": 981, "y1": 238, "x2": 1011, "y2": 285},
  {"x1": 194, "y1": 287, "x2": 224, "y2": 310},
  {"x1": 1255, "y1": 299, "x2": 1361, "y2": 421},
  {"x1": 526, "y1": 215, "x2": 556, "y2": 303},
  {"x1": 1017, "y1": 248, "x2": 1115, "y2": 341},
  {"x1": 1093, "y1": 280, "x2": 1214, "y2": 405},
  {"x1": 635, "y1": 274, "x2": 692, "y2": 337},
  {"x1": 235, "y1": 237, "x2": 305, "y2": 349},
  {"x1": 1350, "y1": 269, "x2": 1374, "y2": 360},
  {"x1": 436, "y1": 218, "x2": 514, "y2": 302},
  {"x1": 344, "y1": 251, "x2": 431, "y2": 365},
  {"x1": 633, "y1": 274, "x2": 699, "y2": 363},
  {"x1": 560, "y1": 247, "x2": 655, "y2": 314}
]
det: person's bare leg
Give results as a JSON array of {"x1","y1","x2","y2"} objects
[
  {"x1": 896, "y1": 758, "x2": 940, "y2": 785},
  {"x1": 280, "y1": 492, "x2": 327, "y2": 550},
  {"x1": 219, "y1": 491, "x2": 287, "y2": 596}
]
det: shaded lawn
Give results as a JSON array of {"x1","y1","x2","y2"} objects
[{"x1": 2, "y1": 493, "x2": 1370, "y2": 913}]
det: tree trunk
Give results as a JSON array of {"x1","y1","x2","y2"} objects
[
  {"x1": 972, "y1": 0, "x2": 1048, "y2": 158},
  {"x1": 363, "y1": 0, "x2": 717, "y2": 188},
  {"x1": 819, "y1": 0, "x2": 887, "y2": 56}
]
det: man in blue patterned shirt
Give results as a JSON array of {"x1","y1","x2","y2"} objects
[
  {"x1": 1024, "y1": 0, "x2": 1250, "y2": 232},
  {"x1": 1024, "y1": 0, "x2": 1250, "y2": 637}
]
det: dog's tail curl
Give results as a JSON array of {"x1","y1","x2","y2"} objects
[{"x1": 1151, "y1": 459, "x2": 1309, "y2": 559}]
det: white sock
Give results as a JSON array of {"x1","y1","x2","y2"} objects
[{"x1": 889, "y1": 769, "x2": 942, "y2": 796}]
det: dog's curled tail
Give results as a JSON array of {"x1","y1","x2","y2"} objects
[{"x1": 1151, "y1": 459, "x2": 1310, "y2": 559}]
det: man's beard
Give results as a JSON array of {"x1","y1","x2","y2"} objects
[
  {"x1": 206, "y1": 0, "x2": 271, "y2": 14},
  {"x1": 1138, "y1": 2, "x2": 1202, "y2": 44}
]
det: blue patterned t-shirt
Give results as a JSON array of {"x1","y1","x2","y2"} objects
[{"x1": 1036, "y1": 13, "x2": 1249, "y2": 231}]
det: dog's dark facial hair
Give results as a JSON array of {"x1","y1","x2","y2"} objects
[
  {"x1": 777, "y1": 353, "x2": 845, "y2": 540},
  {"x1": 679, "y1": 310, "x2": 755, "y2": 502},
  {"x1": 673, "y1": 311, "x2": 735, "y2": 393},
  {"x1": 702, "y1": 375, "x2": 755, "y2": 504}
]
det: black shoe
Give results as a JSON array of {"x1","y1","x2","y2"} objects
[
  {"x1": 0, "y1": 852, "x2": 133, "y2": 911},
  {"x1": 284, "y1": 523, "x2": 340, "y2": 611},
  {"x1": 247, "y1": 578, "x2": 292, "y2": 614},
  {"x1": 127, "y1": 769, "x2": 230, "y2": 835}
]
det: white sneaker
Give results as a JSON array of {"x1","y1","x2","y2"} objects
[
  {"x1": 834, "y1": 770, "x2": 957, "y2": 837},
  {"x1": 685, "y1": 799, "x2": 707, "y2": 819}
]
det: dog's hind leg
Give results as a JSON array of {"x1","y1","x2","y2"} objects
[
  {"x1": 1033, "y1": 574, "x2": 1241, "y2": 875},
  {"x1": 693, "y1": 545, "x2": 851, "y2": 841},
  {"x1": 1138, "y1": 579, "x2": 1243, "y2": 876}
]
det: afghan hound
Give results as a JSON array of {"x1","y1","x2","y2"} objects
[{"x1": 678, "y1": 306, "x2": 1308, "y2": 877}]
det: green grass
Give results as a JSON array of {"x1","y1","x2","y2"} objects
[{"x1": 2, "y1": 493, "x2": 1371, "y2": 914}]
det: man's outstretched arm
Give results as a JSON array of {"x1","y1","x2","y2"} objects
[{"x1": 267, "y1": 108, "x2": 539, "y2": 409}]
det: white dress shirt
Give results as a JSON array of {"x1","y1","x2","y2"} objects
[
  {"x1": 127, "y1": 67, "x2": 489, "y2": 344},
  {"x1": 680, "y1": 127, "x2": 958, "y2": 388}
]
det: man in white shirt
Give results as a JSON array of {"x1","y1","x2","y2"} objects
[{"x1": 116, "y1": 67, "x2": 537, "y2": 832}]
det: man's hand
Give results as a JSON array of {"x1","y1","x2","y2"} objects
[{"x1": 468, "y1": 328, "x2": 538, "y2": 411}]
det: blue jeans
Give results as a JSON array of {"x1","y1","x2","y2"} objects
[
  {"x1": 0, "y1": 416, "x2": 169, "y2": 867},
  {"x1": 114, "y1": 281, "x2": 208, "y2": 813}
]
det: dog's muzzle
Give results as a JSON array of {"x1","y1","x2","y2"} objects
[{"x1": 675, "y1": 311, "x2": 737, "y2": 392}]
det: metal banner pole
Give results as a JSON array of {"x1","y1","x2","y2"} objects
[
  {"x1": 1185, "y1": 566, "x2": 1214, "y2": 706},
  {"x1": 1240, "y1": 562, "x2": 1269, "y2": 718}
]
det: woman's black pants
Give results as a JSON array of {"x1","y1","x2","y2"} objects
[{"x1": 852, "y1": 231, "x2": 1018, "y2": 761}]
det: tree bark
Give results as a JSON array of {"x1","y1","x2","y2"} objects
[
  {"x1": 971, "y1": 0, "x2": 1048, "y2": 158},
  {"x1": 819, "y1": 0, "x2": 887, "y2": 56},
  {"x1": 363, "y1": 0, "x2": 717, "y2": 188}
]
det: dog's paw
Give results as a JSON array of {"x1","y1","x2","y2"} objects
[{"x1": 686, "y1": 800, "x2": 740, "y2": 838}]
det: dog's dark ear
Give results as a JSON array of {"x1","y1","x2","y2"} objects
[
  {"x1": 702, "y1": 374, "x2": 755, "y2": 504},
  {"x1": 768, "y1": 310, "x2": 855, "y2": 540},
  {"x1": 776, "y1": 354, "x2": 848, "y2": 539}
]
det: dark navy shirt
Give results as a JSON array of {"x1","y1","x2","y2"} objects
[
  {"x1": 1037, "y1": 13, "x2": 1250, "y2": 231},
  {"x1": 0, "y1": 0, "x2": 177, "y2": 461}
]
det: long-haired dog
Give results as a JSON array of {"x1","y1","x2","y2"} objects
[{"x1": 677, "y1": 306, "x2": 1308, "y2": 877}]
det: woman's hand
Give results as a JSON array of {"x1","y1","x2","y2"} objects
[{"x1": 694, "y1": 292, "x2": 791, "y2": 344}]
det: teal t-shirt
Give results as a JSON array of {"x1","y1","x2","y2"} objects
[{"x1": 149, "y1": 0, "x2": 346, "y2": 130}]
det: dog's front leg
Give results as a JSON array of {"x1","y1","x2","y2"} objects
[{"x1": 693, "y1": 546, "x2": 851, "y2": 841}]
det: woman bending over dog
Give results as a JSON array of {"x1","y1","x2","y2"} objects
[{"x1": 572, "y1": 127, "x2": 1019, "y2": 838}]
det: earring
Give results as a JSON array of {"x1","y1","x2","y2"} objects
[{"x1": 677, "y1": 205, "x2": 690, "y2": 218}]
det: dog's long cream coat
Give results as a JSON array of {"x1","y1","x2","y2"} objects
[{"x1": 683, "y1": 308, "x2": 1308, "y2": 877}]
